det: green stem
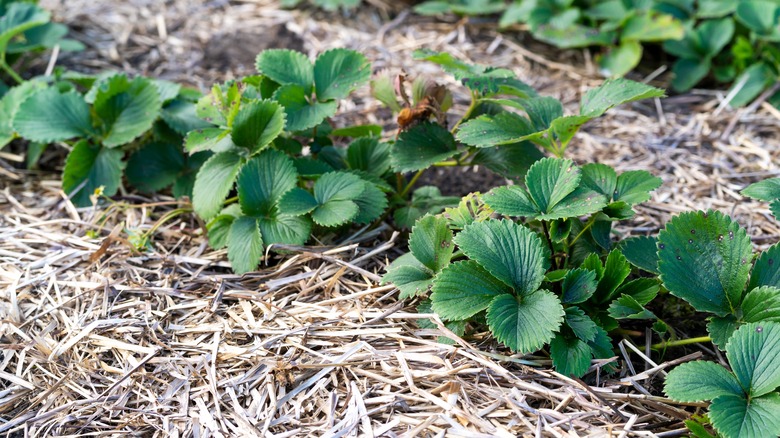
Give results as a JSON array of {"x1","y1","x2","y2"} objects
[
  {"x1": 450, "y1": 91, "x2": 479, "y2": 134},
  {"x1": 541, "y1": 221, "x2": 558, "y2": 270},
  {"x1": 433, "y1": 160, "x2": 459, "y2": 167},
  {"x1": 651, "y1": 336, "x2": 711, "y2": 350},
  {"x1": 142, "y1": 207, "x2": 192, "y2": 240},
  {"x1": 399, "y1": 169, "x2": 424, "y2": 198},
  {"x1": 568, "y1": 215, "x2": 597, "y2": 247},
  {"x1": 0, "y1": 59, "x2": 23, "y2": 84}
]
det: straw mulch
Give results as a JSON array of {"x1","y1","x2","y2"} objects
[{"x1": 1, "y1": 0, "x2": 779, "y2": 436}]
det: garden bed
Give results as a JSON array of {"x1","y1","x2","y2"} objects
[{"x1": 1, "y1": 0, "x2": 779, "y2": 436}]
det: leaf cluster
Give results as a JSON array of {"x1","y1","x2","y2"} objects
[
  {"x1": 383, "y1": 157, "x2": 664, "y2": 377},
  {"x1": 413, "y1": 0, "x2": 780, "y2": 108}
]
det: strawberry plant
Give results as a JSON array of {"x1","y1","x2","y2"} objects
[
  {"x1": 6, "y1": 72, "x2": 209, "y2": 205},
  {"x1": 665, "y1": 322, "x2": 780, "y2": 438},
  {"x1": 383, "y1": 157, "x2": 664, "y2": 377},
  {"x1": 0, "y1": 1, "x2": 83, "y2": 86},
  {"x1": 414, "y1": 1, "x2": 780, "y2": 107}
]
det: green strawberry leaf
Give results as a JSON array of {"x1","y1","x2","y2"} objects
[
  {"x1": 255, "y1": 49, "x2": 314, "y2": 94},
  {"x1": 391, "y1": 122, "x2": 458, "y2": 173},
  {"x1": 456, "y1": 112, "x2": 536, "y2": 147},
  {"x1": 62, "y1": 140, "x2": 124, "y2": 207},
  {"x1": 347, "y1": 137, "x2": 391, "y2": 176},
  {"x1": 487, "y1": 290, "x2": 564, "y2": 353},
  {"x1": 301, "y1": 172, "x2": 365, "y2": 227},
  {"x1": 471, "y1": 141, "x2": 544, "y2": 180},
  {"x1": 382, "y1": 253, "x2": 435, "y2": 299},
  {"x1": 274, "y1": 84, "x2": 338, "y2": 132},
  {"x1": 192, "y1": 152, "x2": 243, "y2": 220},
  {"x1": 618, "y1": 236, "x2": 660, "y2": 274},
  {"x1": 742, "y1": 177, "x2": 780, "y2": 201},
  {"x1": 564, "y1": 306, "x2": 599, "y2": 342},
  {"x1": 597, "y1": 40, "x2": 642, "y2": 78},
  {"x1": 431, "y1": 260, "x2": 512, "y2": 321},
  {"x1": 709, "y1": 392, "x2": 780, "y2": 438},
  {"x1": 614, "y1": 170, "x2": 662, "y2": 205},
  {"x1": 161, "y1": 99, "x2": 212, "y2": 135},
  {"x1": 237, "y1": 149, "x2": 297, "y2": 217},
  {"x1": 257, "y1": 214, "x2": 311, "y2": 247},
  {"x1": 352, "y1": 181, "x2": 387, "y2": 224},
  {"x1": 184, "y1": 127, "x2": 234, "y2": 154},
  {"x1": 550, "y1": 335, "x2": 592, "y2": 377},
  {"x1": 708, "y1": 315, "x2": 741, "y2": 350},
  {"x1": 93, "y1": 75, "x2": 162, "y2": 147},
  {"x1": 455, "y1": 219, "x2": 548, "y2": 295},
  {"x1": 0, "y1": 3, "x2": 50, "y2": 57},
  {"x1": 580, "y1": 78, "x2": 665, "y2": 118},
  {"x1": 227, "y1": 216, "x2": 264, "y2": 275},
  {"x1": 621, "y1": 12, "x2": 684, "y2": 42},
  {"x1": 672, "y1": 58, "x2": 711, "y2": 92},
  {"x1": 608, "y1": 294, "x2": 656, "y2": 319},
  {"x1": 561, "y1": 268, "x2": 598, "y2": 304},
  {"x1": 483, "y1": 185, "x2": 539, "y2": 217},
  {"x1": 593, "y1": 250, "x2": 631, "y2": 303},
  {"x1": 740, "y1": 286, "x2": 780, "y2": 323},
  {"x1": 658, "y1": 210, "x2": 752, "y2": 316},
  {"x1": 726, "y1": 322, "x2": 780, "y2": 397},
  {"x1": 313, "y1": 48, "x2": 370, "y2": 101},
  {"x1": 409, "y1": 214, "x2": 454, "y2": 273},
  {"x1": 231, "y1": 99, "x2": 285, "y2": 154},
  {"x1": 665, "y1": 361, "x2": 743, "y2": 402},
  {"x1": 735, "y1": 1, "x2": 780, "y2": 35},
  {"x1": 748, "y1": 243, "x2": 780, "y2": 290},
  {"x1": 125, "y1": 142, "x2": 185, "y2": 193},
  {"x1": 14, "y1": 87, "x2": 93, "y2": 142}
]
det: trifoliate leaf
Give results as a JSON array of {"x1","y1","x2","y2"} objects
[
  {"x1": 184, "y1": 127, "x2": 234, "y2": 154},
  {"x1": 307, "y1": 172, "x2": 365, "y2": 226},
  {"x1": 391, "y1": 122, "x2": 458, "y2": 173},
  {"x1": 274, "y1": 84, "x2": 338, "y2": 132},
  {"x1": 237, "y1": 150, "x2": 298, "y2": 217},
  {"x1": 618, "y1": 236, "x2": 659, "y2": 274},
  {"x1": 658, "y1": 210, "x2": 752, "y2": 316},
  {"x1": 14, "y1": 88, "x2": 93, "y2": 142},
  {"x1": 580, "y1": 78, "x2": 665, "y2": 118},
  {"x1": 748, "y1": 243, "x2": 780, "y2": 290},
  {"x1": 456, "y1": 112, "x2": 536, "y2": 147},
  {"x1": 614, "y1": 170, "x2": 662, "y2": 205},
  {"x1": 313, "y1": 48, "x2": 370, "y2": 101},
  {"x1": 561, "y1": 268, "x2": 598, "y2": 304},
  {"x1": 255, "y1": 49, "x2": 314, "y2": 94},
  {"x1": 709, "y1": 392, "x2": 780, "y2": 438},
  {"x1": 431, "y1": 260, "x2": 512, "y2": 321},
  {"x1": 125, "y1": 142, "x2": 185, "y2": 192},
  {"x1": 550, "y1": 335, "x2": 592, "y2": 377},
  {"x1": 93, "y1": 75, "x2": 163, "y2": 147},
  {"x1": 726, "y1": 322, "x2": 780, "y2": 397},
  {"x1": 409, "y1": 214, "x2": 454, "y2": 273},
  {"x1": 192, "y1": 152, "x2": 243, "y2": 220},
  {"x1": 231, "y1": 99, "x2": 285, "y2": 154},
  {"x1": 455, "y1": 219, "x2": 548, "y2": 295},
  {"x1": 564, "y1": 307, "x2": 599, "y2": 342},
  {"x1": 665, "y1": 361, "x2": 743, "y2": 402},
  {"x1": 227, "y1": 216, "x2": 264, "y2": 275},
  {"x1": 486, "y1": 290, "x2": 564, "y2": 353},
  {"x1": 62, "y1": 140, "x2": 124, "y2": 207}
]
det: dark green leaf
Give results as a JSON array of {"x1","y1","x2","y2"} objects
[
  {"x1": 564, "y1": 307, "x2": 599, "y2": 342},
  {"x1": 727, "y1": 322, "x2": 780, "y2": 397},
  {"x1": 192, "y1": 152, "x2": 243, "y2": 220},
  {"x1": 709, "y1": 392, "x2": 780, "y2": 438},
  {"x1": 749, "y1": 243, "x2": 780, "y2": 290},
  {"x1": 456, "y1": 112, "x2": 536, "y2": 147},
  {"x1": 658, "y1": 210, "x2": 752, "y2": 316},
  {"x1": 580, "y1": 78, "x2": 665, "y2": 118},
  {"x1": 227, "y1": 216, "x2": 264, "y2": 274},
  {"x1": 483, "y1": 185, "x2": 539, "y2": 217},
  {"x1": 708, "y1": 315, "x2": 741, "y2": 350},
  {"x1": 125, "y1": 142, "x2": 185, "y2": 192},
  {"x1": 237, "y1": 150, "x2": 297, "y2": 217},
  {"x1": 665, "y1": 361, "x2": 743, "y2": 402},
  {"x1": 62, "y1": 140, "x2": 124, "y2": 207},
  {"x1": 313, "y1": 48, "x2": 370, "y2": 101},
  {"x1": 14, "y1": 88, "x2": 93, "y2": 142},
  {"x1": 597, "y1": 41, "x2": 642, "y2": 78},
  {"x1": 231, "y1": 99, "x2": 285, "y2": 153},
  {"x1": 274, "y1": 84, "x2": 338, "y2": 131},
  {"x1": 255, "y1": 49, "x2": 314, "y2": 94},
  {"x1": 409, "y1": 214, "x2": 454, "y2": 273},
  {"x1": 486, "y1": 291, "x2": 564, "y2": 353},
  {"x1": 455, "y1": 219, "x2": 548, "y2": 295},
  {"x1": 347, "y1": 137, "x2": 391, "y2": 176},
  {"x1": 672, "y1": 58, "x2": 711, "y2": 92},
  {"x1": 471, "y1": 142, "x2": 544, "y2": 180},
  {"x1": 184, "y1": 127, "x2": 234, "y2": 154},
  {"x1": 550, "y1": 335, "x2": 592, "y2": 377},
  {"x1": 562, "y1": 268, "x2": 598, "y2": 304},
  {"x1": 391, "y1": 122, "x2": 458, "y2": 173},
  {"x1": 740, "y1": 286, "x2": 780, "y2": 323},
  {"x1": 93, "y1": 75, "x2": 162, "y2": 147},
  {"x1": 257, "y1": 214, "x2": 311, "y2": 247},
  {"x1": 431, "y1": 260, "x2": 511, "y2": 321},
  {"x1": 618, "y1": 236, "x2": 659, "y2": 274}
]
